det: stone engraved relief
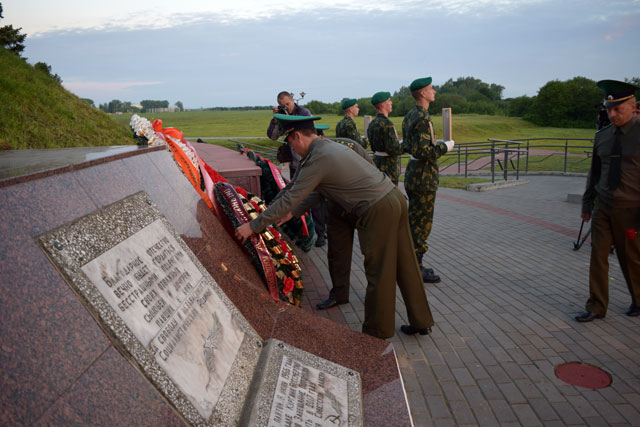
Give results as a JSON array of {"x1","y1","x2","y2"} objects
[{"x1": 81, "y1": 219, "x2": 245, "y2": 419}]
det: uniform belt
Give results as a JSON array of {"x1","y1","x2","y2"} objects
[{"x1": 374, "y1": 151, "x2": 389, "y2": 157}]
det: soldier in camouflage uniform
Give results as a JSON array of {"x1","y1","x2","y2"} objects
[
  {"x1": 336, "y1": 98, "x2": 366, "y2": 149},
  {"x1": 367, "y1": 91, "x2": 403, "y2": 185},
  {"x1": 402, "y1": 77, "x2": 454, "y2": 283}
]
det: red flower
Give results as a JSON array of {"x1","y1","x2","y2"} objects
[
  {"x1": 627, "y1": 229, "x2": 637, "y2": 240},
  {"x1": 283, "y1": 277, "x2": 294, "y2": 294}
]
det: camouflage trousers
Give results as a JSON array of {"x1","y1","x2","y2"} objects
[
  {"x1": 373, "y1": 155, "x2": 400, "y2": 186},
  {"x1": 405, "y1": 189, "x2": 436, "y2": 260}
]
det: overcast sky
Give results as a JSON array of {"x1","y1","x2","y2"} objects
[{"x1": 4, "y1": 0, "x2": 639, "y2": 108}]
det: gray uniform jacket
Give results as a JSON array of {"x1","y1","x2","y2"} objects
[{"x1": 250, "y1": 137, "x2": 394, "y2": 233}]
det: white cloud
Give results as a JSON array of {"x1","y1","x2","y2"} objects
[{"x1": 12, "y1": 0, "x2": 551, "y2": 36}]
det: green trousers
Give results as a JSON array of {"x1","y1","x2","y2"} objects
[
  {"x1": 357, "y1": 187, "x2": 434, "y2": 339},
  {"x1": 586, "y1": 198, "x2": 640, "y2": 315},
  {"x1": 405, "y1": 188, "x2": 436, "y2": 260}
]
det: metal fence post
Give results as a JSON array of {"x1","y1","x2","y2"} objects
[
  {"x1": 491, "y1": 141, "x2": 496, "y2": 183},
  {"x1": 564, "y1": 139, "x2": 568, "y2": 173},
  {"x1": 464, "y1": 147, "x2": 468, "y2": 178},
  {"x1": 526, "y1": 139, "x2": 530, "y2": 172},
  {"x1": 503, "y1": 143, "x2": 509, "y2": 181}
]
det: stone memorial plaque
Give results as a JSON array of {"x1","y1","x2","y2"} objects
[
  {"x1": 37, "y1": 191, "x2": 262, "y2": 426},
  {"x1": 269, "y1": 355, "x2": 349, "y2": 426},
  {"x1": 242, "y1": 340, "x2": 363, "y2": 427}
]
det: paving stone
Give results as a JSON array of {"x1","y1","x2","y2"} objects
[
  {"x1": 511, "y1": 403, "x2": 543, "y2": 426},
  {"x1": 298, "y1": 176, "x2": 639, "y2": 427},
  {"x1": 488, "y1": 399, "x2": 518, "y2": 424}
]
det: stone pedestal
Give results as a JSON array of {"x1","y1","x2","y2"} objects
[{"x1": 193, "y1": 144, "x2": 262, "y2": 197}]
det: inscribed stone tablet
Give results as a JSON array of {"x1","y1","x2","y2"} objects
[
  {"x1": 37, "y1": 191, "x2": 261, "y2": 426},
  {"x1": 269, "y1": 355, "x2": 349, "y2": 426}
]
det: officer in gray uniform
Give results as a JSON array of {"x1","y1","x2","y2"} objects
[
  {"x1": 316, "y1": 135, "x2": 375, "y2": 309},
  {"x1": 236, "y1": 114, "x2": 435, "y2": 338},
  {"x1": 576, "y1": 79, "x2": 640, "y2": 322}
]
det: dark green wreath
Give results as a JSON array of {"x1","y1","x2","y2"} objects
[{"x1": 237, "y1": 145, "x2": 315, "y2": 252}]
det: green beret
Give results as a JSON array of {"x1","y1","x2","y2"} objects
[
  {"x1": 409, "y1": 77, "x2": 433, "y2": 92},
  {"x1": 341, "y1": 98, "x2": 357, "y2": 110},
  {"x1": 371, "y1": 91, "x2": 391, "y2": 105},
  {"x1": 597, "y1": 79, "x2": 638, "y2": 107}
]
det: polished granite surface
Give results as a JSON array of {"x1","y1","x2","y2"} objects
[{"x1": 0, "y1": 146, "x2": 410, "y2": 426}]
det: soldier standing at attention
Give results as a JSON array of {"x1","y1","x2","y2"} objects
[
  {"x1": 236, "y1": 114, "x2": 435, "y2": 338},
  {"x1": 367, "y1": 92, "x2": 403, "y2": 185},
  {"x1": 336, "y1": 98, "x2": 366, "y2": 148},
  {"x1": 402, "y1": 77, "x2": 454, "y2": 284},
  {"x1": 576, "y1": 80, "x2": 640, "y2": 322}
]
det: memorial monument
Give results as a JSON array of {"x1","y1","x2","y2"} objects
[{"x1": 0, "y1": 141, "x2": 413, "y2": 425}]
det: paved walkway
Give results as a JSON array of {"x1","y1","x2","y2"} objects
[{"x1": 298, "y1": 175, "x2": 640, "y2": 426}]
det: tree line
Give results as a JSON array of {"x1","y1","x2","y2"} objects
[{"x1": 304, "y1": 76, "x2": 639, "y2": 129}]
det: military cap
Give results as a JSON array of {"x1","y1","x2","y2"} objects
[
  {"x1": 315, "y1": 123, "x2": 330, "y2": 130},
  {"x1": 597, "y1": 80, "x2": 638, "y2": 107},
  {"x1": 409, "y1": 77, "x2": 433, "y2": 92},
  {"x1": 274, "y1": 113, "x2": 321, "y2": 140},
  {"x1": 341, "y1": 98, "x2": 357, "y2": 110},
  {"x1": 371, "y1": 91, "x2": 391, "y2": 105}
]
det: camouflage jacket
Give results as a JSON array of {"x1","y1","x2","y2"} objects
[
  {"x1": 336, "y1": 116, "x2": 365, "y2": 149},
  {"x1": 402, "y1": 105, "x2": 448, "y2": 192},
  {"x1": 367, "y1": 113, "x2": 403, "y2": 184}
]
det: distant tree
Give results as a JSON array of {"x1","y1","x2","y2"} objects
[
  {"x1": 506, "y1": 96, "x2": 535, "y2": 117},
  {"x1": 393, "y1": 86, "x2": 411, "y2": 98},
  {"x1": 303, "y1": 100, "x2": 340, "y2": 115},
  {"x1": 431, "y1": 93, "x2": 469, "y2": 115},
  {"x1": 0, "y1": 3, "x2": 27, "y2": 57},
  {"x1": 625, "y1": 77, "x2": 640, "y2": 92},
  {"x1": 175, "y1": 101, "x2": 184, "y2": 112},
  {"x1": 34, "y1": 61, "x2": 62, "y2": 83},
  {"x1": 527, "y1": 77, "x2": 602, "y2": 128},
  {"x1": 140, "y1": 100, "x2": 169, "y2": 112},
  {"x1": 356, "y1": 98, "x2": 375, "y2": 117},
  {"x1": 81, "y1": 98, "x2": 95, "y2": 107}
]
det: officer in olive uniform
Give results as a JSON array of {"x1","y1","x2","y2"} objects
[
  {"x1": 576, "y1": 80, "x2": 640, "y2": 322},
  {"x1": 336, "y1": 98, "x2": 366, "y2": 149},
  {"x1": 317, "y1": 135, "x2": 376, "y2": 309},
  {"x1": 402, "y1": 77, "x2": 454, "y2": 283},
  {"x1": 236, "y1": 114, "x2": 435, "y2": 338},
  {"x1": 367, "y1": 92, "x2": 403, "y2": 185}
]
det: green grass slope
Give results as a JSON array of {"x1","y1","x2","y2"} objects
[{"x1": 0, "y1": 48, "x2": 132, "y2": 150}]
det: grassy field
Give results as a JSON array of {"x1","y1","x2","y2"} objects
[
  {"x1": 111, "y1": 110, "x2": 595, "y2": 185},
  {"x1": 110, "y1": 110, "x2": 597, "y2": 143}
]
